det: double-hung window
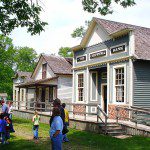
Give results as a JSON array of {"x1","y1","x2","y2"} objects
[
  {"x1": 115, "y1": 67, "x2": 124, "y2": 102},
  {"x1": 77, "y1": 73, "x2": 84, "y2": 102}
]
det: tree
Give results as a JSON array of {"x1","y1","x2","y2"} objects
[
  {"x1": 14, "y1": 47, "x2": 38, "y2": 72},
  {"x1": 58, "y1": 47, "x2": 73, "y2": 57},
  {"x1": 82, "y1": 0, "x2": 136, "y2": 15},
  {"x1": 0, "y1": 35, "x2": 16, "y2": 98},
  {"x1": 0, "y1": 0, "x2": 47, "y2": 35},
  {"x1": 71, "y1": 20, "x2": 90, "y2": 39}
]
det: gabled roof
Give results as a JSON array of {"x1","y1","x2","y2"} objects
[
  {"x1": 42, "y1": 55, "x2": 72, "y2": 75},
  {"x1": 72, "y1": 17, "x2": 150, "y2": 60},
  {"x1": 12, "y1": 71, "x2": 32, "y2": 82}
]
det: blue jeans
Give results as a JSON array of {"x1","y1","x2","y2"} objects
[
  {"x1": 51, "y1": 134, "x2": 63, "y2": 150},
  {"x1": 0, "y1": 132, "x2": 6, "y2": 144},
  {"x1": 33, "y1": 125, "x2": 39, "y2": 139},
  {"x1": 63, "y1": 122, "x2": 69, "y2": 142}
]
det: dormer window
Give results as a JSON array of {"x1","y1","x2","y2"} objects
[{"x1": 42, "y1": 63, "x2": 47, "y2": 79}]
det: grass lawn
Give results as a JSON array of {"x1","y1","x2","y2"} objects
[{"x1": 0, "y1": 116, "x2": 149, "y2": 150}]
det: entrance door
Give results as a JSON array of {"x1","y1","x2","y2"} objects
[{"x1": 102, "y1": 85, "x2": 107, "y2": 114}]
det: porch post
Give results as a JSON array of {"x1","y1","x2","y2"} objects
[
  {"x1": 35, "y1": 86, "x2": 37, "y2": 111},
  {"x1": 86, "y1": 67, "x2": 90, "y2": 120},
  {"x1": 107, "y1": 63, "x2": 110, "y2": 114},
  {"x1": 18, "y1": 88, "x2": 20, "y2": 110},
  {"x1": 26, "y1": 88, "x2": 28, "y2": 110}
]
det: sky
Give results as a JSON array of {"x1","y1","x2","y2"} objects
[{"x1": 10, "y1": 0, "x2": 150, "y2": 55}]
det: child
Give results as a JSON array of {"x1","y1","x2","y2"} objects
[
  {"x1": 62, "y1": 103, "x2": 69, "y2": 142},
  {"x1": 0, "y1": 113, "x2": 7, "y2": 144},
  {"x1": 4, "y1": 116, "x2": 11, "y2": 143},
  {"x1": 32, "y1": 111, "x2": 40, "y2": 139}
]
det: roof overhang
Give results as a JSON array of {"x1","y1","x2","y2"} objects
[
  {"x1": 16, "y1": 77, "x2": 58, "y2": 88},
  {"x1": 110, "y1": 28, "x2": 133, "y2": 38},
  {"x1": 71, "y1": 19, "x2": 97, "y2": 52}
]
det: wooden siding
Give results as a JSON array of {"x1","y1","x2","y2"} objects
[
  {"x1": 57, "y1": 76, "x2": 72, "y2": 103},
  {"x1": 133, "y1": 60, "x2": 150, "y2": 108}
]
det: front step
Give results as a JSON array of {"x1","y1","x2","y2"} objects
[{"x1": 99, "y1": 122, "x2": 125, "y2": 136}]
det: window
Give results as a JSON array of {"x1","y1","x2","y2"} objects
[
  {"x1": 22, "y1": 89, "x2": 24, "y2": 101},
  {"x1": 101, "y1": 72, "x2": 107, "y2": 79},
  {"x1": 115, "y1": 68, "x2": 124, "y2": 102},
  {"x1": 42, "y1": 63, "x2": 47, "y2": 79},
  {"x1": 91, "y1": 72, "x2": 98, "y2": 101},
  {"x1": 77, "y1": 74, "x2": 84, "y2": 102},
  {"x1": 49, "y1": 87, "x2": 53, "y2": 102}
]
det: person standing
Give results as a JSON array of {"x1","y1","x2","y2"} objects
[
  {"x1": 0, "y1": 99, "x2": 8, "y2": 117},
  {"x1": 62, "y1": 103, "x2": 69, "y2": 142},
  {"x1": 0, "y1": 113, "x2": 7, "y2": 144},
  {"x1": 32, "y1": 111, "x2": 40, "y2": 139},
  {"x1": 50, "y1": 107, "x2": 63, "y2": 150},
  {"x1": 50, "y1": 98, "x2": 65, "y2": 126},
  {"x1": 8, "y1": 101, "x2": 13, "y2": 120}
]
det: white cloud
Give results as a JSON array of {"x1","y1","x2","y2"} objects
[{"x1": 10, "y1": 0, "x2": 150, "y2": 54}]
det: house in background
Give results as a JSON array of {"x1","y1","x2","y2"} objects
[
  {"x1": 14, "y1": 54, "x2": 72, "y2": 110},
  {"x1": 0, "y1": 93, "x2": 8, "y2": 101},
  {"x1": 72, "y1": 17, "x2": 150, "y2": 119},
  {"x1": 12, "y1": 71, "x2": 34, "y2": 109}
]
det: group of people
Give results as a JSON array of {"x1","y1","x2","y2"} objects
[
  {"x1": 32, "y1": 98, "x2": 69, "y2": 150},
  {"x1": 0, "y1": 99, "x2": 15, "y2": 144}
]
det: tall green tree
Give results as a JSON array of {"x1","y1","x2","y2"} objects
[
  {"x1": 0, "y1": 35, "x2": 15, "y2": 98},
  {"x1": 14, "y1": 47, "x2": 38, "y2": 72},
  {"x1": 82, "y1": 0, "x2": 136, "y2": 15},
  {"x1": 71, "y1": 20, "x2": 90, "y2": 39},
  {"x1": 0, "y1": 0, "x2": 47, "y2": 35},
  {"x1": 58, "y1": 47, "x2": 73, "y2": 57}
]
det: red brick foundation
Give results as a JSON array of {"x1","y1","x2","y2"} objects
[
  {"x1": 73, "y1": 104, "x2": 86, "y2": 115},
  {"x1": 108, "y1": 104, "x2": 129, "y2": 120}
]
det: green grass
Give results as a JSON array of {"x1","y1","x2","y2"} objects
[{"x1": 0, "y1": 116, "x2": 150, "y2": 150}]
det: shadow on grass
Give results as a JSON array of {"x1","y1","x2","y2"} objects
[
  {"x1": 6, "y1": 117, "x2": 150, "y2": 150},
  {"x1": 0, "y1": 131, "x2": 150, "y2": 150}
]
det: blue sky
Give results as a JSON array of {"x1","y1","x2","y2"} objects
[{"x1": 9, "y1": 0, "x2": 150, "y2": 55}]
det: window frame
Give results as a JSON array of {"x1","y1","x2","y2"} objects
[
  {"x1": 113, "y1": 64, "x2": 126, "y2": 104},
  {"x1": 76, "y1": 72, "x2": 85, "y2": 103},
  {"x1": 42, "y1": 63, "x2": 47, "y2": 79}
]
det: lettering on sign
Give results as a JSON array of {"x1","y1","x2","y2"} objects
[
  {"x1": 111, "y1": 45, "x2": 126, "y2": 54},
  {"x1": 77, "y1": 55, "x2": 86, "y2": 62},
  {"x1": 90, "y1": 50, "x2": 106, "y2": 59}
]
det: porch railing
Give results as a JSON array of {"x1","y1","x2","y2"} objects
[
  {"x1": 13, "y1": 100, "x2": 98, "y2": 121},
  {"x1": 116, "y1": 106, "x2": 150, "y2": 127},
  {"x1": 97, "y1": 105, "x2": 108, "y2": 134}
]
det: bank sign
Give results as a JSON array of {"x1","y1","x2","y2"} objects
[
  {"x1": 111, "y1": 44, "x2": 126, "y2": 54},
  {"x1": 77, "y1": 55, "x2": 86, "y2": 62},
  {"x1": 90, "y1": 50, "x2": 106, "y2": 59}
]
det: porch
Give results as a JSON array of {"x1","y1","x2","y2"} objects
[
  {"x1": 12, "y1": 102, "x2": 150, "y2": 137},
  {"x1": 15, "y1": 77, "x2": 58, "y2": 111}
]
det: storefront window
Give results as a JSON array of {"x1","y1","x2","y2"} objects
[
  {"x1": 115, "y1": 68, "x2": 124, "y2": 102},
  {"x1": 77, "y1": 73, "x2": 84, "y2": 101}
]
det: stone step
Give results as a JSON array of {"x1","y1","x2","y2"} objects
[
  {"x1": 102, "y1": 126, "x2": 122, "y2": 131},
  {"x1": 99, "y1": 124, "x2": 120, "y2": 128},
  {"x1": 107, "y1": 130, "x2": 125, "y2": 136}
]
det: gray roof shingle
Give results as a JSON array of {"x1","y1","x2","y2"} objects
[
  {"x1": 94, "y1": 18, "x2": 150, "y2": 60},
  {"x1": 43, "y1": 55, "x2": 72, "y2": 75}
]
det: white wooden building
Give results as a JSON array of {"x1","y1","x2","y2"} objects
[{"x1": 13, "y1": 54, "x2": 72, "y2": 110}]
